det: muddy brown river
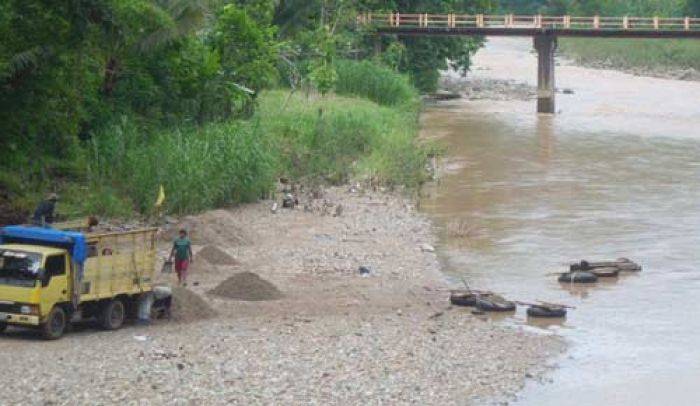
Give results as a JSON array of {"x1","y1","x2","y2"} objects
[{"x1": 421, "y1": 37, "x2": 700, "y2": 405}]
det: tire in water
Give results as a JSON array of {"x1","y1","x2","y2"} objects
[
  {"x1": 527, "y1": 305, "x2": 567, "y2": 318},
  {"x1": 558, "y1": 271, "x2": 598, "y2": 283},
  {"x1": 475, "y1": 297, "x2": 516, "y2": 312},
  {"x1": 450, "y1": 292, "x2": 478, "y2": 307}
]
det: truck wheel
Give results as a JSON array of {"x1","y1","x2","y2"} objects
[
  {"x1": 100, "y1": 299, "x2": 125, "y2": 330},
  {"x1": 0, "y1": 322, "x2": 7, "y2": 333},
  {"x1": 41, "y1": 306, "x2": 67, "y2": 340}
]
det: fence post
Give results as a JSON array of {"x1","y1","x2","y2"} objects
[
  {"x1": 653, "y1": 16, "x2": 659, "y2": 29},
  {"x1": 389, "y1": 12, "x2": 393, "y2": 27},
  {"x1": 593, "y1": 15, "x2": 600, "y2": 29},
  {"x1": 685, "y1": 16, "x2": 690, "y2": 30},
  {"x1": 623, "y1": 16, "x2": 629, "y2": 29},
  {"x1": 396, "y1": 12, "x2": 400, "y2": 27},
  {"x1": 477, "y1": 14, "x2": 484, "y2": 28},
  {"x1": 564, "y1": 15, "x2": 571, "y2": 28},
  {"x1": 424, "y1": 13, "x2": 429, "y2": 28}
]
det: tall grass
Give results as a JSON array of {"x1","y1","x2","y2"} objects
[
  {"x1": 560, "y1": 38, "x2": 700, "y2": 71},
  {"x1": 334, "y1": 60, "x2": 419, "y2": 107},
  {"x1": 258, "y1": 90, "x2": 427, "y2": 188},
  {"x1": 81, "y1": 89, "x2": 427, "y2": 217},
  {"x1": 91, "y1": 119, "x2": 276, "y2": 214}
]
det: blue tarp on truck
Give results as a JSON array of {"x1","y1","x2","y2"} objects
[{"x1": 0, "y1": 226, "x2": 88, "y2": 265}]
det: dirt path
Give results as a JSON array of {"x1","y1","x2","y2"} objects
[{"x1": 0, "y1": 187, "x2": 562, "y2": 405}]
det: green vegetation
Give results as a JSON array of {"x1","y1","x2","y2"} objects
[
  {"x1": 334, "y1": 60, "x2": 419, "y2": 107},
  {"x1": 560, "y1": 38, "x2": 700, "y2": 71},
  {"x1": 85, "y1": 89, "x2": 427, "y2": 217},
  {"x1": 497, "y1": 0, "x2": 693, "y2": 16},
  {"x1": 496, "y1": 0, "x2": 700, "y2": 72},
  {"x1": 259, "y1": 90, "x2": 426, "y2": 189},
  {"x1": 2, "y1": 0, "x2": 494, "y2": 223}
]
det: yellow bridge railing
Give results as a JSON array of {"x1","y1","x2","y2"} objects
[{"x1": 358, "y1": 13, "x2": 700, "y2": 32}]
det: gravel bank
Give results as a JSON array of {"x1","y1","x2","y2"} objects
[
  {"x1": 561, "y1": 55, "x2": 700, "y2": 82},
  {"x1": 0, "y1": 187, "x2": 563, "y2": 405},
  {"x1": 439, "y1": 72, "x2": 537, "y2": 101}
]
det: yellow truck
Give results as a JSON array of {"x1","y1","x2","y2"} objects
[{"x1": 0, "y1": 225, "x2": 164, "y2": 339}]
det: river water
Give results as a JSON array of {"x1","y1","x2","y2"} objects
[{"x1": 420, "y1": 37, "x2": 700, "y2": 405}]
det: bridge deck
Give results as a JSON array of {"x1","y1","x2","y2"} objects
[{"x1": 359, "y1": 13, "x2": 700, "y2": 38}]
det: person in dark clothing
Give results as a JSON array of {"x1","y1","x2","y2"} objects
[{"x1": 32, "y1": 193, "x2": 58, "y2": 226}]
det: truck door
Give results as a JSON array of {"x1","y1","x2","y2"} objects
[{"x1": 40, "y1": 255, "x2": 70, "y2": 314}]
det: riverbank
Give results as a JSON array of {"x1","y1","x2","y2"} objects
[
  {"x1": 0, "y1": 60, "x2": 424, "y2": 223},
  {"x1": 422, "y1": 36, "x2": 700, "y2": 406},
  {"x1": 559, "y1": 38, "x2": 700, "y2": 82},
  {"x1": 0, "y1": 186, "x2": 563, "y2": 405}
]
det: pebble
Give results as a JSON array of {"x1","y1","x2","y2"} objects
[
  {"x1": 0, "y1": 186, "x2": 564, "y2": 405},
  {"x1": 420, "y1": 243, "x2": 435, "y2": 252}
]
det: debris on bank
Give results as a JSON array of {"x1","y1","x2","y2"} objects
[{"x1": 209, "y1": 272, "x2": 283, "y2": 301}]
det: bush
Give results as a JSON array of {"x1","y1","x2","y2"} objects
[
  {"x1": 334, "y1": 60, "x2": 419, "y2": 108},
  {"x1": 4, "y1": 89, "x2": 427, "y2": 222},
  {"x1": 257, "y1": 90, "x2": 427, "y2": 188}
]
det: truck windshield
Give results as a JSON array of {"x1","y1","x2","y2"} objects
[{"x1": 0, "y1": 250, "x2": 42, "y2": 287}]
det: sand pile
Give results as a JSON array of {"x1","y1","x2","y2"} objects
[
  {"x1": 197, "y1": 245, "x2": 239, "y2": 266},
  {"x1": 169, "y1": 287, "x2": 216, "y2": 323},
  {"x1": 209, "y1": 272, "x2": 283, "y2": 301}
]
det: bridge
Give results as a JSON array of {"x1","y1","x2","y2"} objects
[{"x1": 358, "y1": 13, "x2": 700, "y2": 113}]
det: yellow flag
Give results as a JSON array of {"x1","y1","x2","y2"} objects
[{"x1": 155, "y1": 185, "x2": 165, "y2": 208}]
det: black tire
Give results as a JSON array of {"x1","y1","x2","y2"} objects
[
  {"x1": 0, "y1": 322, "x2": 7, "y2": 333},
  {"x1": 527, "y1": 305, "x2": 567, "y2": 318},
  {"x1": 558, "y1": 271, "x2": 598, "y2": 284},
  {"x1": 100, "y1": 299, "x2": 125, "y2": 330},
  {"x1": 450, "y1": 293, "x2": 478, "y2": 307},
  {"x1": 590, "y1": 267, "x2": 619, "y2": 277},
  {"x1": 475, "y1": 297, "x2": 516, "y2": 312},
  {"x1": 616, "y1": 263, "x2": 642, "y2": 272},
  {"x1": 42, "y1": 306, "x2": 67, "y2": 340}
]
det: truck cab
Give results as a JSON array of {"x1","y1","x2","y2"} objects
[
  {"x1": 0, "y1": 225, "x2": 160, "y2": 339},
  {"x1": 0, "y1": 245, "x2": 71, "y2": 329}
]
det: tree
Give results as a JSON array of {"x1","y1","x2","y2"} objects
[{"x1": 210, "y1": 4, "x2": 278, "y2": 114}]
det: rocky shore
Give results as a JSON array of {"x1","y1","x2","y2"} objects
[
  {"x1": 0, "y1": 187, "x2": 563, "y2": 405},
  {"x1": 437, "y1": 69, "x2": 538, "y2": 102},
  {"x1": 562, "y1": 55, "x2": 700, "y2": 82}
]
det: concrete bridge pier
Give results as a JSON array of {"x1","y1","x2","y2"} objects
[{"x1": 534, "y1": 34, "x2": 557, "y2": 114}]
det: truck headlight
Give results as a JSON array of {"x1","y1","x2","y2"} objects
[{"x1": 20, "y1": 305, "x2": 38, "y2": 315}]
